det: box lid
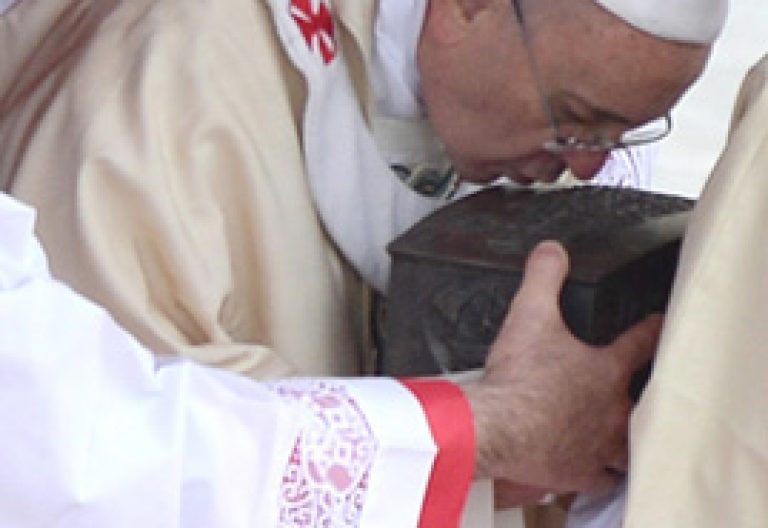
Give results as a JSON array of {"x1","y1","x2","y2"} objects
[{"x1": 388, "y1": 186, "x2": 694, "y2": 283}]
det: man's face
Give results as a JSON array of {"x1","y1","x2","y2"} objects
[{"x1": 417, "y1": 0, "x2": 710, "y2": 184}]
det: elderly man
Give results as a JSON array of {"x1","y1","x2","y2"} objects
[{"x1": 0, "y1": 0, "x2": 725, "y2": 526}]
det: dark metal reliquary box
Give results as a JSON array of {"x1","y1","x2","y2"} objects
[{"x1": 381, "y1": 186, "x2": 694, "y2": 392}]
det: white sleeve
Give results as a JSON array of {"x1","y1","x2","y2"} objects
[
  {"x1": 0, "y1": 194, "x2": 474, "y2": 528},
  {"x1": 566, "y1": 482, "x2": 627, "y2": 528}
]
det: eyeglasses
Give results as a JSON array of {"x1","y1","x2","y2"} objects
[
  {"x1": 510, "y1": 0, "x2": 672, "y2": 154},
  {"x1": 542, "y1": 114, "x2": 672, "y2": 153}
]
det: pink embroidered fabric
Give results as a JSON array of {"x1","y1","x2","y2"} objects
[{"x1": 269, "y1": 380, "x2": 378, "y2": 527}]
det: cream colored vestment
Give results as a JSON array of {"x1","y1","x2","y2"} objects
[
  {"x1": 623, "y1": 54, "x2": 768, "y2": 527},
  {"x1": 0, "y1": 0, "x2": 380, "y2": 379}
]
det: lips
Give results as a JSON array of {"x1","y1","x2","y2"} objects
[{"x1": 454, "y1": 156, "x2": 566, "y2": 186}]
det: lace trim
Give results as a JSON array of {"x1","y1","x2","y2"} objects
[
  {"x1": 269, "y1": 380, "x2": 378, "y2": 527},
  {"x1": 594, "y1": 145, "x2": 655, "y2": 190}
]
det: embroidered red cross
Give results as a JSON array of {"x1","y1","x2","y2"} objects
[{"x1": 290, "y1": 0, "x2": 336, "y2": 65}]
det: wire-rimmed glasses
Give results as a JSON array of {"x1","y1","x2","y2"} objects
[{"x1": 510, "y1": 0, "x2": 673, "y2": 154}]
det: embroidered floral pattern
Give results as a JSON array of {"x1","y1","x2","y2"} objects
[{"x1": 269, "y1": 380, "x2": 377, "y2": 527}]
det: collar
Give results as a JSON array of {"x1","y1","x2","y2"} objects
[{"x1": 371, "y1": 0, "x2": 428, "y2": 119}]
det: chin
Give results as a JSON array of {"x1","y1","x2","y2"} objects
[
  {"x1": 454, "y1": 155, "x2": 566, "y2": 187},
  {"x1": 462, "y1": 174, "x2": 503, "y2": 185},
  {"x1": 451, "y1": 159, "x2": 511, "y2": 184}
]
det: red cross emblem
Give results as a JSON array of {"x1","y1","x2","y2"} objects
[{"x1": 290, "y1": 0, "x2": 336, "y2": 65}]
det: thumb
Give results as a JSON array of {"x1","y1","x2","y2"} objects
[{"x1": 511, "y1": 240, "x2": 569, "y2": 319}]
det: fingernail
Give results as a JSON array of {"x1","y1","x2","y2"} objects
[
  {"x1": 538, "y1": 492, "x2": 557, "y2": 505},
  {"x1": 535, "y1": 240, "x2": 564, "y2": 255},
  {"x1": 530, "y1": 240, "x2": 568, "y2": 268}
]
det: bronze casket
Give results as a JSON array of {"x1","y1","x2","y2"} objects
[{"x1": 381, "y1": 186, "x2": 694, "y2": 395}]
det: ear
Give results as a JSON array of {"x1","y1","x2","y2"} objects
[{"x1": 424, "y1": 0, "x2": 494, "y2": 45}]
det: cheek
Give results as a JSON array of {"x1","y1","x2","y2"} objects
[
  {"x1": 420, "y1": 69, "x2": 552, "y2": 164},
  {"x1": 428, "y1": 100, "x2": 546, "y2": 164}
]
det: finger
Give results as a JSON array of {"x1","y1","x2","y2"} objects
[
  {"x1": 511, "y1": 240, "x2": 570, "y2": 319},
  {"x1": 600, "y1": 407, "x2": 631, "y2": 475},
  {"x1": 610, "y1": 313, "x2": 663, "y2": 372},
  {"x1": 582, "y1": 468, "x2": 625, "y2": 495},
  {"x1": 546, "y1": 471, "x2": 621, "y2": 496},
  {"x1": 604, "y1": 444, "x2": 630, "y2": 475},
  {"x1": 494, "y1": 481, "x2": 550, "y2": 509}
]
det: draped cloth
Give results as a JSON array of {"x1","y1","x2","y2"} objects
[
  {"x1": 622, "y1": 54, "x2": 768, "y2": 527},
  {"x1": 0, "y1": 192, "x2": 475, "y2": 527}
]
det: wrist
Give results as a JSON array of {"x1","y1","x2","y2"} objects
[
  {"x1": 460, "y1": 379, "x2": 532, "y2": 482},
  {"x1": 459, "y1": 380, "x2": 496, "y2": 479}
]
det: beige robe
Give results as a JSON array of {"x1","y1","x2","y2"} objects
[
  {"x1": 0, "y1": 0, "x2": 381, "y2": 379},
  {"x1": 624, "y1": 54, "x2": 768, "y2": 527}
]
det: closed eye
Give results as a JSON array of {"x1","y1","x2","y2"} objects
[{"x1": 552, "y1": 91, "x2": 634, "y2": 128}]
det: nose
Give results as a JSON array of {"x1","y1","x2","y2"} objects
[{"x1": 561, "y1": 151, "x2": 610, "y2": 181}]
